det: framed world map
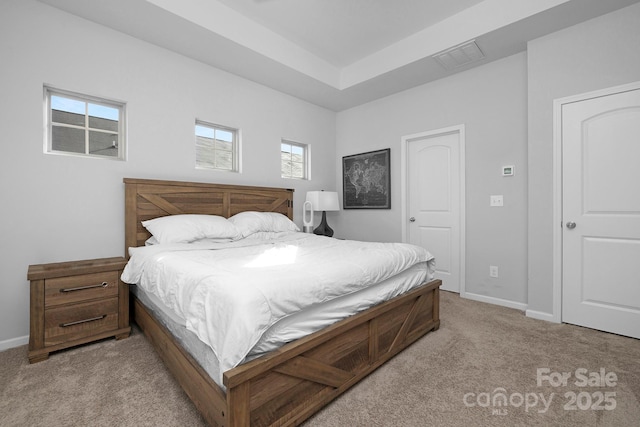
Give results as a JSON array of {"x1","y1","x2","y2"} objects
[{"x1": 342, "y1": 148, "x2": 390, "y2": 209}]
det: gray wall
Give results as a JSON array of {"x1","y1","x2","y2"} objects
[
  {"x1": 0, "y1": 0, "x2": 336, "y2": 345},
  {"x1": 334, "y1": 53, "x2": 529, "y2": 305},
  {"x1": 527, "y1": 2, "x2": 640, "y2": 316}
]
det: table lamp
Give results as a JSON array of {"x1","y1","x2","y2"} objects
[{"x1": 305, "y1": 191, "x2": 340, "y2": 237}]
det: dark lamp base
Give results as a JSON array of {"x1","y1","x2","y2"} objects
[{"x1": 313, "y1": 211, "x2": 334, "y2": 237}]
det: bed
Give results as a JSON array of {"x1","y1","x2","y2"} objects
[{"x1": 123, "y1": 178, "x2": 441, "y2": 427}]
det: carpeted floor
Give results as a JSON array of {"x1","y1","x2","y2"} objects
[{"x1": 1, "y1": 291, "x2": 638, "y2": 426}]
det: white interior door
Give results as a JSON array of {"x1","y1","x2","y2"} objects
[
  {"x1": 405, "y1": 127, "x2": 464, "y2": 293},
  {"x1": 562, "y1": 86, "x2": 640, "y2": 339}
]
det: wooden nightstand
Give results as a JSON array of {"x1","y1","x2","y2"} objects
[{"x1": 27, "y1": 257, "x2": 131, "y2": 363}]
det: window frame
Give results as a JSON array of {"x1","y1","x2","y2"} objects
[
  {"x1": 195, "y1": 120, "x2": 240, "y2": 173},
  {"x1": 281, "y1": 139, "x2": 310, "y2": 180},
  {"x1": 44, "y1": 86, "x2": 126, "y2": 160}
]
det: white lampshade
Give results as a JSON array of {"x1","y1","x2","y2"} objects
[{"x1": 306, "y1": 191, "x2": 340, "y2": 211}]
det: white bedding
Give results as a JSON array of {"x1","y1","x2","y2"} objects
[{"x1": 121, "y1": 233, "x2": 434, "y2": 379}]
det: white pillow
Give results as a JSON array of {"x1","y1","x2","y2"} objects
[
  {"x1": 229, "y1": 211, "x2": 299, "y2": 237},
  {"x1": 141, "y1": 214, "x2": 241, "y2": 244}
]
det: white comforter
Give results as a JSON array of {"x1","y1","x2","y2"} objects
[{"x1": 121, "y1": 233, "x2": 433, "y2": 375}]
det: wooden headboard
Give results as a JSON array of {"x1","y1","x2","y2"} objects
[{"x1": 123, "y1": 178, "x2": 294, "y2": 256}]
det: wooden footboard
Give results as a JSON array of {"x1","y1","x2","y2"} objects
[{"x1": 133, "y1": 279, "x2": 441, "y2": 427}]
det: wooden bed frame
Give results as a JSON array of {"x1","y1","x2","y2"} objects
[{"x1": 124, "y1": 178, "x2": 441, "y2": 427}]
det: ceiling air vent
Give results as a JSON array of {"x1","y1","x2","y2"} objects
[{"x1": 433, "y1": 40, "x2": 484, "y2": 71}]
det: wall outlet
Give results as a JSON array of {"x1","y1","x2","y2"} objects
[
  {"x1": 490, "y1": 265, "x2": 499, "y2": 278},
  {"x1": 490, "y1": 195, "x2": 503, "y2": 207}
]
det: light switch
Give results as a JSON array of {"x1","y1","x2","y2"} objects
[{"x1": 490, "y1": 195, "x2": 503, "y2": 207}]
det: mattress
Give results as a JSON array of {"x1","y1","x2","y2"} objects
[{"x1": 122, "y1": 232, "x2": 434, "y2": 386}]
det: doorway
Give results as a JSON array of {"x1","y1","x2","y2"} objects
[
  {"x1": 402, "y1": 125, "x2": 465, "y2": 293},
  {"x1": 553, "y1": 82, "x2": 640, "y2": 339}
]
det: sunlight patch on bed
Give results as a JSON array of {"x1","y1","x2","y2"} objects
[{"x1": 245, "y1": 245, "x2": 298, "y2": 268}]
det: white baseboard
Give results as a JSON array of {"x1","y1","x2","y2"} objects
[
  {"x1": 0, "y1": 335, "x2": 28, "y2": 352},
  {"x1": 462, "y1": 292, "x2": 528, "y2": 311},
  {"x1": 525, "y1": 309, "x2": 558, "y2": 323}
]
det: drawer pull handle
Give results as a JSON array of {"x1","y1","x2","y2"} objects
[
  {"x1": 60, "y1": 315, "x2": 107, "y2": 328},
  {"x1": 60, "y1": 282, "x2": 109, "y2": 293}
]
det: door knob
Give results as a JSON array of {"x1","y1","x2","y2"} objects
[
  {"x1": 566, "y1": 221, "x2": 576, "y2": 229},
  {"x1": 409, "y1": 217, "x2": 416, "y2": 222}
]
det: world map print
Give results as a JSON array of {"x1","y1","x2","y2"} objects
[{"x1": 343, "y1": 149, "x2": 390, "y2": 209}]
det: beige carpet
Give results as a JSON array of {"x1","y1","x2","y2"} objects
[{"x1": 1, "y1": 292, "x2": 638, "y2": 426}]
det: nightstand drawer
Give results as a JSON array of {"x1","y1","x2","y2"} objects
[
  {"x1": 45, "y1": 271, "x2": 119, "y2": 307},
  {"x1": 44, "y1": 297, "x2": 119, "y2": 346}
]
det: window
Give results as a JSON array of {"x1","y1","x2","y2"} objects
[
  {"x1": 281, "y1": 139, "x2": 308, "y2": 180},
  {"x1": 195, "y1": 121, "x2": 238, "y2": 172},
  {"x1": 45, "y1": 87, "x2": 125, "y2": 159}
]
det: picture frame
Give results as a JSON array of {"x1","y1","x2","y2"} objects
[{"x1": 342, "y1": 148, "x2": 391, "y2": 209}]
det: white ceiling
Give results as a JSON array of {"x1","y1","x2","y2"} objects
[
  {"x1": 215, "y1": 0, "x2": 487, "y2": 67},
  {"x1": 38, "y1": 0, "x2": 640, "y2": 111}
]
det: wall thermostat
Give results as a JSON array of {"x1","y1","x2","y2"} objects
[{"x1": 502, "y1": 165, "x2": 514, "y2": 176}]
